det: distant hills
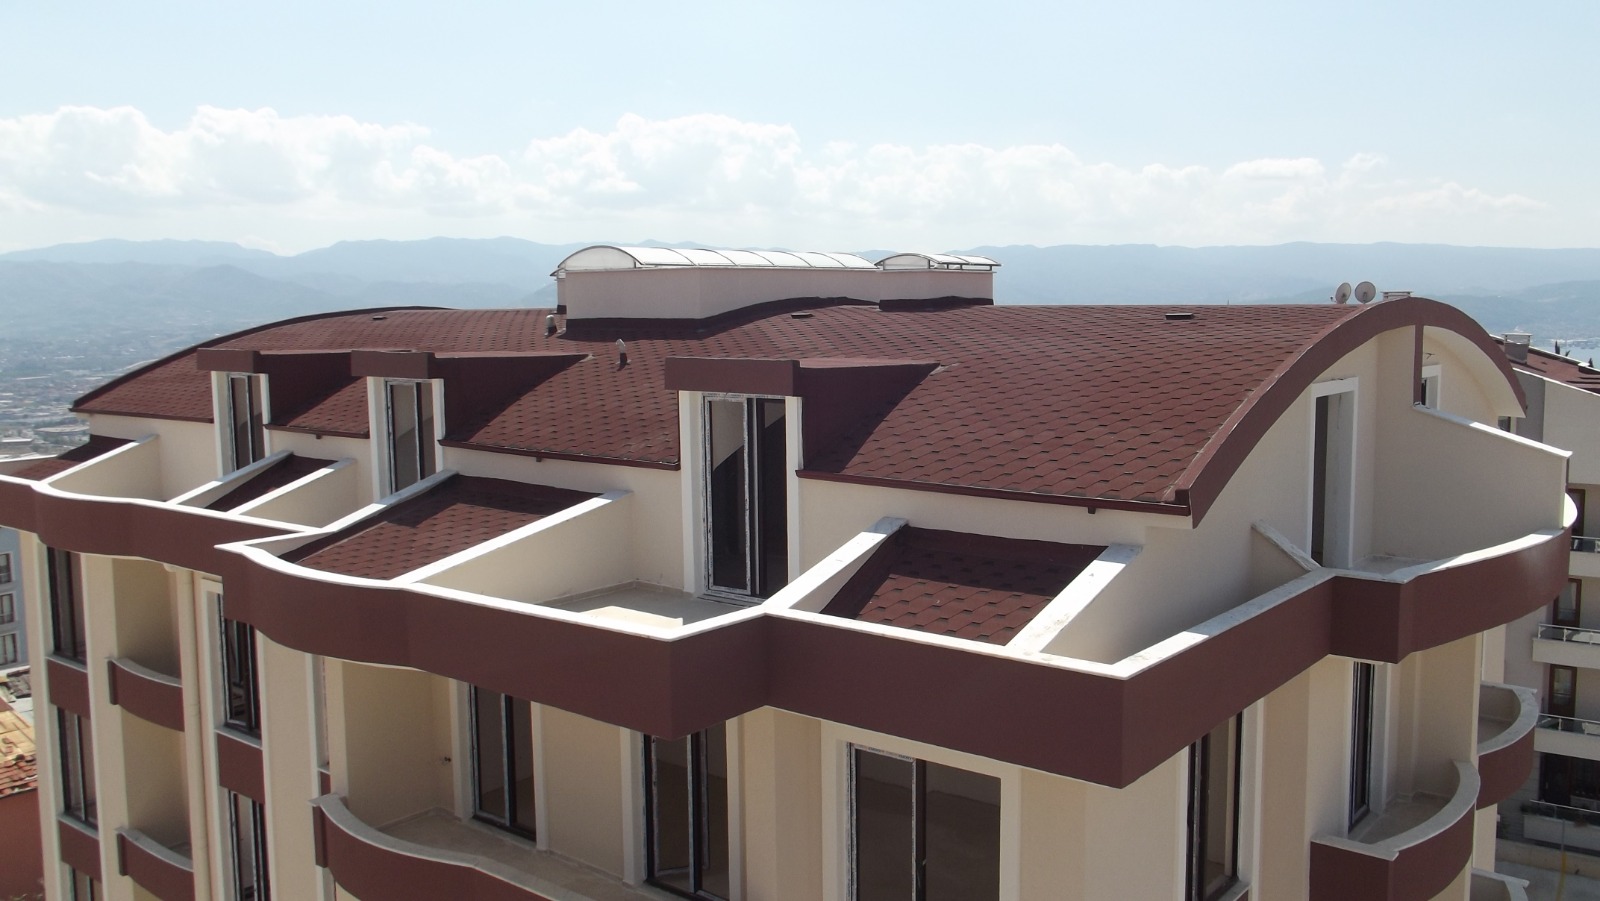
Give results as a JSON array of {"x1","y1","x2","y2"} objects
[{"x1": 6, "y1": 237, "x2": 1600, "y2": 345}]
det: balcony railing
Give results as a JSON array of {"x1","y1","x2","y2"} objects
[
  {"x1": 1574, "y1": 535, "x2": 1600, "y2": 553},
  {"x1": 1537, "y1": 713, "x2": 1600, "y2": 736},
  {"x1": 1534, "y1": 623, "x2": 1600, "y2": 644},
  {"x1": 1519, "y1": 799, "x2": 1600, "y2": 854},
  {"x1": 1533, "y1": 714, "x2": 1600, "y2": 763}
]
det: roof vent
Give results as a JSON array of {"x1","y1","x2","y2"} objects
[
  {"x1": 1504, "y1": 332, "x2": 1532, "y2": 363},
  {"x1": 1164, "y1": 311, "x2": 1196, "y2": 322},
  {"x1": 1381, "y1": 291, "x2": 1413, "y2": 301}
]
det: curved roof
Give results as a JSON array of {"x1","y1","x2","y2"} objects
[
  {"x1": 877, "y1": 252, "x2": 1001, "y2": 270},
  {"x1": 72, "y1": 297, "x2": 1521, "y2": 521},
  {"x1": 553, "y1": 245, "x2": 875, "y2": 274}
]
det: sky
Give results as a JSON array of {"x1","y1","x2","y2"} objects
[{"x1": 1, "y1": 0, "x2": 1597, "y2": 255}]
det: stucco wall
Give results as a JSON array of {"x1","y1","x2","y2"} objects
[{"x1": 539, "y1": 705, "x2": 625, "y2": 876}]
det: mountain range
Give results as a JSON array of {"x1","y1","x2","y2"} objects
[{"x1": 6, "y1": 237, "x2": 1600, "y2": 346}]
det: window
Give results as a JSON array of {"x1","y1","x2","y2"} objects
[
  {"x1": 1187, "y1": 716, "x2": 1242, "y2": 901},
  {"x1": 67, "y1": 867, "x2": 99, "y2": 901},
  {"x1": 1555, "y1": 580, "x2": 1583, "y2": 628},
  {"x1": 1418, "y1": 365, "x2": 1441, "y2": 409},
  {"x1": 1310, "y1": 386, "x2": 1356, "y2": 567},
  {"x1": 226, "y1": 373, "x2": 267, "y2": 473},
  {"x1": 48, "y1": 547, "x2": 85, "y2": 661},
  {"x1": 1349, "y1": 662, "x2": 1376, "y2": 828},
  {"x1": 470, "y1": 686, "x2": 535, "y2": 838},
  {"x1": 704, "y1": 395, "x2": 788, "y2": 599},
  {"x1": 0, "y1": 591, "x2": 13, "y2": 625},
  {"x1": 58, "y1": 708, "x2": 96, "y2": 826},
  {"x1": 0, "y1": 632, "x2": 16, "y2": 666},
  {"x1": 0, "y1": 551, "x2": 11, "y2": 583},
  {"x1": 219, "y1": 603, "x2": 261, "y2": 736},
  {"x1": 645, "y1": 724, "x2": 730, "y2": 899},
  {"x1": 228, "y1": 791, "x2": 270, "y2": 900},
  {"x1": 1549, "y1": 664, "x2": 1578, "y2": 718},
  {"x1": 850, "y1": 746, "x2": 1000, "y2": 901},
  {"x1": 386, "y1": 380, "x2": 437, "y2": 492}
]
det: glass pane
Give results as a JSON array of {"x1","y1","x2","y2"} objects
[
  {"x1": 852, "y1": 748, "x2": 914, "y2": 901},
  {"x1": 707, "y1": 399, "x2": 748, "y2": 592},
  {"x1": 80, "y1": 717, "x2": 96, "y2": 825},
  {"x1": 472, "y1": 688, "x2": 507, "y2": 822},
  {"x1": 389, "y1": 382, "x2": 421, "y2": 491},
  {"x1": 1200, "y1": 721, "x2": 1238, "y2": 897},
  {"x1": 1557, "y1": 580, "x2": 1582, "y2": 625},
  {"x1": 754, "y1": 398, "x2": 788, "y2": 598},
  {"x1": 418, "y1": 384, "x2": 437, "y2": 480},
  {"x1": 511, "y1": 698, "x2": 536, "y2": 836},
  {"x1": 923, "y1": 761, "x2": 1001, "y2": 901},
  {"x1": 230, "y1": 376, "x2": 253, "y2": 471},
  {"x1": 649, "y1": 736, "x2": 693, "y2": 891},
  {"x1": 699, "y1": 723, "x2": 731, "y2": 898}
]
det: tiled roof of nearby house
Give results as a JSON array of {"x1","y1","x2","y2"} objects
[
  {"x1": 74, "y1": 302, "x2": 1369, "y2": 508},
  {"x1": 207, "y1": 455, "x2": 336, "y2": 512},
  {"x1": 1509, "y1": 344, "x2": 1600, "y2": 395},
  {"x1": 0, "y1": 708, "x2": 35, "y2": 799},
  {"x1": 819, "y1": 528, "x2": 1104, "y2": 645},
  {"x1": 284, "y1": 475, "x2": 597, "y2": 580},
  {"x1": 9, "y1": 435, "x2": 130, "y2": 481}
]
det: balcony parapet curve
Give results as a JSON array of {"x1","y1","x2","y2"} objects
[
  {"x1": 1308, "y1": 760, "x2": 1478, "y2": 901},
  {"x1": 108, "y1": 657, "x2": 185, "y2": 732},
  {"x1": 1477, "y1": 682, "x2": 1537, "y2": 809},
  {"x1": 311, "y1": 794, "x2": 565, "y2": 901},
  {"x1": 1470, "y1": 869, "x2": 1530, "y2": 901},
  {"x1": 116, "y1": 827, "x2": 195, "y2": 901}
]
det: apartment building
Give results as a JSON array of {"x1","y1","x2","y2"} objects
[
  {"x1": 0, "y1": 526, "x2": 26, "y2": 669},
  {"x1": 0, "y1": 247, "x2": 1568, "y2": 901},
  {"x1": 1491, "y1": 336, "x2": 1600, "y2": 851}
]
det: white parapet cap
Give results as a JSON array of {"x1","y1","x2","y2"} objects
[{"x1": 553, "y1": 245, "x2": 877, "y2": 274}]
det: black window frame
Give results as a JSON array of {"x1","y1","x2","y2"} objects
[
  {"x1": 0, "y1": 550, "x2": 11, "y2": 583},
  {"x1": 644, "y1": 724, "x2": 731, "y2": 900},
  {"x1": 226, "y1": 372, "x2": 267, "y2": 473},
  {"x1": 1350, "y1": 661, "x2": 1377, "y2": 828},
  {"x1": 385, "y1": 379, "x2": 437, "y2": 493},
  {"x1": 48, "y1": 547, "x2": 85, "y2": 662},
  {"x1": 1186, "y1": 715, "x2": 1243, "y2": 901},
  {"x1": 468, "y1": 685, "x2": 537, "y2": 840},
  {"x1": 219, "y1": 600, "x2": 262, "y2": 737},
  {"x1": 57, "y1": 707, "x2": 96, "y2": 826},
  {"x1": 0, "y1": 591, "x2": 14, "y2": 625},
  {"x1": 703, "y1": 394, "x2": 789, "y2": 601},
  {"x1": 227, "y1": 790, "x2": 270, "y2": 901}
]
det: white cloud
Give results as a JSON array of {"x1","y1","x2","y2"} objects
[{"x1": 0, "y1": 105, "x2": 1558, "y2": 251}]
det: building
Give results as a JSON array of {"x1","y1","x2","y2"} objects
[
  {"x1": 1489, "y1": 335, "x2": 1600, "y2": 855},
  {"x1": 0, "y1": 526, "x2": 26, "y2": 670},
  {"x1": 0, "y1": 247, "x2": 1569, "y2": 901},
  {"x1": 0, "y1": 698, "x2": 42, "y2": 899}
]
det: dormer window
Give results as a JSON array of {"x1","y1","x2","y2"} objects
[
  {"x1": 385, "y1": 379, "x2": 437, "y2": 492},
  {"x1": 705, "y1": 395, "x2": 788, "y2": 599},
  {"x1": 225, "y1": 373, "x2": 266, "y2": 473}
]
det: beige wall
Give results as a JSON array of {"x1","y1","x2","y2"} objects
[
  {"x1": 259, "y1": 635, "x2": 324, "y2": 900},
  {"x1": 121, "y1": 713, "x2": 190, "y2": 847},
  {"x1": 81, "y1": 416, "x2": 221, "y2": 500},
  {"x1": 739, "y1": 708, "x2": 822, "y2": 901},
  {"x1": 332, "y1": 661, "x2": 454, "y2": 829},
  {"x1": 539, "y1": 705, "x2": 626, "y2": 876},
  {"x1": 111, "y1": 558, "x2": 179, "y2": 675},
  {"x1": 1544, "y1": 377, "x2": 1600, "y2": 486}
]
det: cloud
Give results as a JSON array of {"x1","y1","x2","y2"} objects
[{"x1": 0, "y1": 105, "x2": 1555, "y2": 250}]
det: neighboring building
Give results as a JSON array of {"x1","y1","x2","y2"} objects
[
  {"x1": 1491, "y1": 335, "x2": 1600, "y2": 852},
  {"x1": 0, "y1": 247, "x2": 1568, "y2": 901},
  {"x1": 0, "y1": 698, "x2": 42, "y2": 899},
  {"x1": 0, "y1": 526, "x2": 26, "y2": 671}
]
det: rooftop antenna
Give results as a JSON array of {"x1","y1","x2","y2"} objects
[
  {"x1": 1354, "y1": 281, "x2": 1377, "y2": 304},
  {"x1": 545, "y1": 314, "x2": 557, "y2": 337},
  {"x1": 1333, "y1": 282, "x2": 1353, "y2": 305}
]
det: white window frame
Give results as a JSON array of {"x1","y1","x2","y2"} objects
[
  {"x1": 0, "y1": 591, "x2": 13, "y2": 625},
  {"x1": 1307, "y1": 378, "x2": 1359, "y2": 568},
  {"x1": 821, "y1": 722, "x2": 1020, "y2": 901},
  {"x1": 371, "y1": 377, "x2": 443, "y2": 497},
  {"x1": 213, "y1": 371, "x2": 271, "y2": 476},
  {"x1": 699, "y1": 392, "x2": 793, "y2": 603},
  {"x1": 0, "y1": 632, "x2": 17, "y2": 665},
  {"x1": 1419, "y1": 364, "x2": 1442, "y2": 410},
  {"x1": 0, "y1": 550, "x2": 11, "y2": 584}
]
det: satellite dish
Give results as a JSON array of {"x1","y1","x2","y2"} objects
[
  {"x1": 1334, "y1": 282, "x2": 1353, "y2": 304},
  {"x1": 1355, "y1": 281, "x2": 1377, "y2": 304}
]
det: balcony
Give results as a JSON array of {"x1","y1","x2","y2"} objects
[
  {"x1": 311, "y1": 795, "x2": 659, "y2": 901},
  {"x1": 116, "y1": 827, "x2": 195, "y2": 901},
  {"x1": 1531, "y1": 623, "x2": 1600, "y2": 669},
  {"x1": 107, "y1": 658, "x2": 185, "y2": 732},
  {"x1": 1308, "y1": 761, "x2": 1478, "y2": 901},
  {"x1": 1520, "y1": 799, "x2": 1600, "y2": 854},
  {"x1": 1470, "y1": 869, "x2": 1529, "y2": 901},
  {"x1": 1477, "y1": 683, "x2": 1538, "y2": 808},
  {"x1": 1534, "y1": 713, "x2": 1600, "y2": 762},
  {"x1": 1573, "y1": 535, "x2": 1600, "y2": 579}
]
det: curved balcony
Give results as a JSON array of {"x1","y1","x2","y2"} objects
[
  {"x1": 311, "y1": 795, "x2": 657, "y2": 901},
  {"x1": 107, "y1": 658, "x2": 184, "y2": 732},
  {"x1": 1470, "y1": 869, "x2": 1529, "y2": 901},
  {"x1": 116, "y1": 828, "x2": 194, "y2": 901},
  {"x1": 1477, "y1": 682, "x2": 1538, "y2": 808},
  {"x1": 1308, "y1": 761, "x2": 1478, "y2": 901}
]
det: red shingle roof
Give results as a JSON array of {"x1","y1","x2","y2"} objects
[
  {"x1": 74, "y1": 302, "x2": 1365, "y2": 506},
  {"x1": 1509, "y1": 345, "x2": 1600, "y2": 395},
  {"x1": 285, "y1": 475, "x2": 596, "y2": 580},
  {"x1": 0, "y1": 709, "x2": 35, "y2": 799},
  {"x1": 819, "y1": 527, "x2": 1104, "y2": 645},
  {"x1": 207, "y1": 455, "x2": 336, "y2": 511}
]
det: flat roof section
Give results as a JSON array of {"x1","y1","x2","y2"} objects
[
  {"x1": 206, "y1": 455, "x2": 336, "y2": 512},
  {"x1": 8, "y1": 435, "x2": 131, "y2": 481},
  {"x1": 819, "y1": 527, "x2": 1105, "y2": 645},
  {"x1": 284, "y1": 476, "x2": 597, "y2": 581}
]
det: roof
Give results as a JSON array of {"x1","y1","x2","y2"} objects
[
  {"x1": 555, "y1": 245, "x2": 876, "y2": 273},
  {"x1": 207, "y1": 455, "x2": 335, "y2": 511},
  {"x1": 284, "y1": 475, "x2": 597, "y2": 580},
  {"x1": 818, "y1": 528, "x2": 1103, "y2": 645},
  {"x1": 0, "y1": 709, "x2": 35, "y2": 799},
  {"x1": 70, "y1": 297, "x2": 1518, "y2": 516},
  {"x1": 9, "y1": 435, "x2": 129, "y2": 481},
  {"x1": 1507, "y1": 344, "x2": 1600, "y2": 395}
]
